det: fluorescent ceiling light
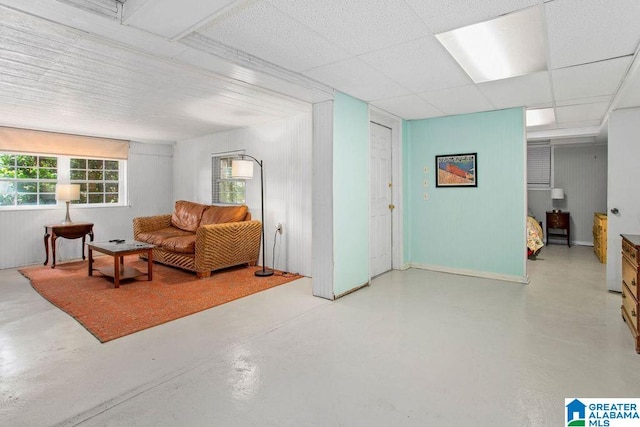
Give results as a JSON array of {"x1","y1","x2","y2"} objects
[
  {"x1": 526, "y1": 108, "x2": 556, "y2": 127},
  {"x1": 436, "y1": 7, "x2": 547, "y2": 83}
]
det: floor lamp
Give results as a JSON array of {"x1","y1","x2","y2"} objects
[{"x1": 232, "y1": 155, "x2": 274, "y2": 277}]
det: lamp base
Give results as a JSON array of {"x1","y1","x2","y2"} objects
[
  {"x1": 61, "y1": 201, "x2": 74, "y2": 224},
  {"x1": 255, "y1": 269, "x2": 274, "y2": 277}
]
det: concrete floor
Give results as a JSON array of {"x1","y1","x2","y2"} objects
[{"x1": 1, "y1": 244, "x2": 639, "y2": 426}]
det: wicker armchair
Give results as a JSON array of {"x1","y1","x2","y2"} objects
[{"x1": 133, "y1": 202, "x2": 262, "y2": 278}]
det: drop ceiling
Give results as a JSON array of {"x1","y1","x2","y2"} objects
[{"x1": 1, "y1": 0, "x2": 640, "y2": 143}]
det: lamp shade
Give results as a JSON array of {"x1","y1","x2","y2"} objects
[
  {"x1": 231, "y1": 159, "x2": 254, "y2": 179},
  {"x1": 55, "y1": 184, "x2": 80, "y2": 201},
  {"x1": 551, "y1": 188, "x2": 564, "y2": 200}
]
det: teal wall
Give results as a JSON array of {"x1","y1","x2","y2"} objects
[
  {"x1": 405, "y1": 108, "x2": 526, "y2": 279},
  {"x1": 333, "y1": 92, "x2": 370, "y2": 295}
]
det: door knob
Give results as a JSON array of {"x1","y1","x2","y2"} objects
[
  {"x1": 388, "y1": 204, "x2": 395, "y2": 210},
  {"x1": 611, "y1": 208, "x2": 619, "y2": 214}
]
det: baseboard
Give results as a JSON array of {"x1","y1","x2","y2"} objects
[
  {"x1": 410, "y1": 263, "x2": 529, "y2": 284},
  {"x1": 334, "y1": 282, "x2": 369, "y2": 299},
  {"x1": 546, "y1": 239, "x2": 593, "y2": 247}
]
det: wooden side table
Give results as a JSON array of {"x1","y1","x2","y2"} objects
[
  {"x1": 546, "y1": 211, "x2": 570, "y2": 247},
  {"x1": 44, "y1": 223, "x2": 94, "y2": 268}
]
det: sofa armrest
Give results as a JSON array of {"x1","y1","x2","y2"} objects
[
  {"x1": 194, "y1": 220, "x2": 262, "y2": 272},
  {"x1": 133, "y1": 214, "x2": 172, "y2": 239}
]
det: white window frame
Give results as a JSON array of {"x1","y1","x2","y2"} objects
[
  {"x1": 0, "y1": 151, "x2": 127, "y2": 210},
  {"x1": 211, "y1": 150, "x2": 246, "y2": 205}
]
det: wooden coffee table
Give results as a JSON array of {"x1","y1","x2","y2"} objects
[{"x1": 87, "y1": 240, "x2": 155, "y2": 288}]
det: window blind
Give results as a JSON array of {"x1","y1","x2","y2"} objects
[
  {"x1": 0, "y1": 126, "x2": 129, "y2": 159},
  {"x1": 527, "y1": 144, "x2": 551, "y2": 186}
]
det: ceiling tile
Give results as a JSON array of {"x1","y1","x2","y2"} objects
[
  {"x1": 546, "y1": 0, "x2": 640, "y2": 68},
  {"x1": 555, "y1": 102, "x2": 610, "y2": 124},
  {"x1": 404, "y1": 0, "x2": 539, "y2": 33},
  {"x1": 359, "y1": 36, "x2": 472, "y2": 93},
  {"x1": 552, "y1": 56, "x2": 632, "y2": 102},
  {"x1": 371, "y1": 95, "x2": 445, "y2": 120},
  {"x1": 264, "y1": 0, "x2": 428, "y2": 55},
  {"x1": 478, "y1": 71, "x2": 552, "y2": 109},
  {"x1": 196, "y1": 1, "x2": 350, "y2": 72},
  {"x1": 556, "y1": 119, "x2": 602, "y2": 130},
  {"x1": 556, "y1": 95, "x2": 612, "y2": 108},
  {"x1": 123, "y1": 0, "x2": 236, "y2": 39},
  {"x1": 418, "y1": 85, "x2": 494, "y2": 115},
  {"x1": 304, "y1": 58, "x2": 411, "y2": 102}
]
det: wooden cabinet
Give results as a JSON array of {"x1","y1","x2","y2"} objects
[
  {"x1": 593, "y1": 213, "x2": 607, "y2": 263},
  {"x1": 621, "y1": 234, "x2": 640, "y2": 353},
  {"x1": 546, "y1": 211, "x2": 570, "y2": 247}
]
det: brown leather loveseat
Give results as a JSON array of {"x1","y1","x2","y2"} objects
[{"x1": 133, "y1": 200, "x2": 262, "y2": 278}]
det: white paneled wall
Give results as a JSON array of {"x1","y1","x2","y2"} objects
[
  {"x1": 0, "y1": 142, "x2": 174, "y2": 269},
  {"x1": 174, "y1": 112, "x2": 313, "y2": 277}
]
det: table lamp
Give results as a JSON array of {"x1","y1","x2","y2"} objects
[
  {"x1": 56, "y1": 184, "x2": 81, "y2": 224},
  {"x1": 551, "y1": 187, "x2": 564, "y2": 213}
]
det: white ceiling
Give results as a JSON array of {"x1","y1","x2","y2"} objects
[{"x1": 1, "y1": 0, "x2": 640, "y2": 143}]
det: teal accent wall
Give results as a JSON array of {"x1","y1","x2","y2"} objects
[
  {"x1": 405, "y1": 108, "x2": 526, "y2": 279},
  {"x1": 333, "y1": 92, "x2": 370, "y2": 295}
]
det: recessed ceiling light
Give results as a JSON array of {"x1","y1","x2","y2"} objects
[
  {"x1": 526, "y1": 108, "x2": 556, "y2": 127},
  {"x1": 436, "y1": 7, "x2": 547, "y2": 83}
]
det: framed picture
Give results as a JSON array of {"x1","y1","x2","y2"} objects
[{"x1": 435, "y1": 153, "x2": 477, "y2": 187}]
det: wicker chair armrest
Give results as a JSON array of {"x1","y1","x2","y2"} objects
[
  {"x1": 194, "y1": 220, "x2": 262, "y2": 271},
  {"x1": 133, "y1": 214, "x2": 172, "y2": 239}
]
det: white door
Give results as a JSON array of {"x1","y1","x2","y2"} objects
[
  {"x1": 607, "y1": 111, "x2": 640, "y2": 291},
  {"x1": 370, "y1": 122, "x2": 393, "y2": 278}
]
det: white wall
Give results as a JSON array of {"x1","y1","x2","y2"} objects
[
  {"x1": 0, "y1": 142, "x2": 174, "y2": 269},
  {"x1": 173, "y1": 112, "x2": 312, "y2": 277}
]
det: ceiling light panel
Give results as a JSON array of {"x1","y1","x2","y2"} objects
[
  {"x1": 436, "y1": 6, "x2": 546, "y2": 83},
  {"x1": 526, "y1": 108, "x2": 555, "y2": 127}
]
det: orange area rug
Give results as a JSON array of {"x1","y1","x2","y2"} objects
[{"x1": 19, "y1": 256, "x2": 302, "y2": 343}]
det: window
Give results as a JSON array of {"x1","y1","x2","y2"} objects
[
  {"x1": 212, "y1": 153, "x2": 245, "y2": 204},
  {"x1": 527, "y1": 143, "x2": 552, "y2": 189},
  {"x1": 0, "y1": 154, "x2": 58, "y2": 206},
  {"x1": 70, "y1": 158, "x2": 120, "y2": 204},
  {"x1": 0, "y1": 151, "x2": 125, "y2": 208}
]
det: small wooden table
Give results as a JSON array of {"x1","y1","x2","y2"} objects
[
  {"x1": 44, "y1": 222, "x2": 94, "y2": 268},
  {"x1": 546, "y1": 211, "x2": 571, "y2": 247},
  {"x1": 87, "y1": 240, "x2": 155, "y2": 288}
]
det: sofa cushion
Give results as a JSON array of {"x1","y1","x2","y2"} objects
[
  {"x1": 137, "y1": 227, "x2": 193, "y2": 246},
  {"x1": 171, "y1": 200, "x2": 207, "y2": 232},
  {"x1": 160, "y1": 235, "x2": 197, "y2": 254},
  {"x1": 201, "y1": 205, "x2": 248, "y2": 225}
]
